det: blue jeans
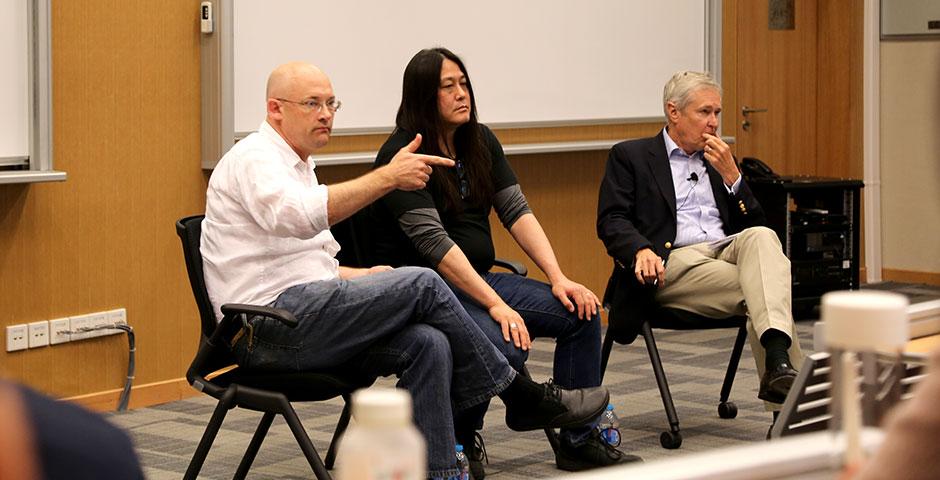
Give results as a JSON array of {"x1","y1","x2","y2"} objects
[
  {"x1": 452, "y1": 272, "x2": 602, "y2": 446},
  {"x1": 229, "y1": 267, "x2": 515, "y2": 478}
]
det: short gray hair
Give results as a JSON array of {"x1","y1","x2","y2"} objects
[{"x1": 663, "y1": 71, "x2": 721, "y2": 115}]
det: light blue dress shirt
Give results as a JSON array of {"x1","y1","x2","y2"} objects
[{"x1": 662, "y1": 127, "x2": 741, "y2": 248}]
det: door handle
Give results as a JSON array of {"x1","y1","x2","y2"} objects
[{"x1": 741, "y1": 106, "x2": 768, "y2": 131}]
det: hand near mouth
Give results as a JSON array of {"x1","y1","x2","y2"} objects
[{"x1": 702, "y1": 133, "x2": 740, "y2": 186}]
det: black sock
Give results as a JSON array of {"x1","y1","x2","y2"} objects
[
  {"x1": 760, "y1": 328, "x2": 792, "y2": 370},
  {"x1": 497, "y1": 373, "x2": 544, "y2": 408}
]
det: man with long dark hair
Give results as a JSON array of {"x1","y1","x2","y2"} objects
[{"x1": 371, "y1": 48, "x2": 641, "y2": 476}]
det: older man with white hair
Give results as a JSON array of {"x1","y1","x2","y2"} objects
[{"x1": 597, "y1": 71, "x2": 803, "y2": 409}]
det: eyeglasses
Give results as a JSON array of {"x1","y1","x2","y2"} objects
[
  {"x1": 276, "y1": 97, "x2": 342, "y2": 113},
  {"x1": 455, "y1": 159, "x2": 469, "y2": 200}
]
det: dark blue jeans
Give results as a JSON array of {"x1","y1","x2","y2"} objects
[
  {"x1": 229, "y1": 267, "x2": 515, "y2": 478},
  {"x1": 452, "y1": 272, "x2": 602, "y2": 445}
]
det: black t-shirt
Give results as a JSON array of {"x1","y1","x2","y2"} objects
[{"x1": 371, "y1": 125, "x2": 519, "y2": 273}]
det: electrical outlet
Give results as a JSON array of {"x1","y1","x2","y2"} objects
[
  {"x1": 49, "y1": 318, "x2": 70, "y2": 345},
  {"x1": 69, "y1": 314, "x2": 92, "y2": 341},
  {"x1": 85, "y1": 312, "x2": 108, "y2": 338},
  {"x1": 28, "y1": 321, "x2": 49, "y2": 348},
  {"x1": 6, "y1": 324, "x2": 28, "y2": 352},
  {"x1": 98, "y1": 308, "x2": 128, "y2": 337},
  {"x1": 108, "y1": 308, "x2": 127, "y2": 328}
]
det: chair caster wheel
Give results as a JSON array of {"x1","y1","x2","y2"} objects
[
  {"x1": 660, "y1": 430, "x2": 682, "y2": 449},
  {"x1": 718, "y1": 401, "x2": 738, "y2": 419}
]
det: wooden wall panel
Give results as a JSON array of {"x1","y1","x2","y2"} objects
[
  {"x1": 816, "y1": 0, "x2": 864, "y2": 180},
  {"x1": 0, "y1": 0, "x2": 205, "y2": 400}
]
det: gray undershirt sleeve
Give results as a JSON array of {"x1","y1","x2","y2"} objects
[
  {"x1": 493, "y1": 184, "x2": 532, "y2": 229},
  {"x1": 397, "y1": 208, "x2": 456, "y2": 267}
]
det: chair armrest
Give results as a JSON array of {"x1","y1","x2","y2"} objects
[
  {"x1": 220, "y1": 303, "x2": 299, "y2": 328},
  {"x1": 493, "y1": 258, "x2": 528, "y2": 277}
]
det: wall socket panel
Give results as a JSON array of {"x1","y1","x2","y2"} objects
[
  {"x1": 49, "y1": 318, "x2": 70, "y2": 345},
  {"x1": 70, "y1": 308, "x2": 128, "y2": 341},
  {"x1": 28, "y1": 321, "x2": 49, "y2": 348},
  {"x1": 68, "y1": 313, "x2": 94, "y2": 341},
  {"x1": 5, "y1": 308, "x2": 128, "y2": 350},
  {"x1": 6, "y1": 324, "x2": 28, "y2": 352}
]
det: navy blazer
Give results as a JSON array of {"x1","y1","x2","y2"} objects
[{"x1": 596, "y1": 131, "x2": 766, "y2": 343}]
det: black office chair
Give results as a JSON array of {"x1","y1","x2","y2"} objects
[
  {"x1": 600, "y1": 301, "x2": 747, "y2": 449},
  {"x1": 176, "y1": 215, "x2": 375, "y2": 480}
]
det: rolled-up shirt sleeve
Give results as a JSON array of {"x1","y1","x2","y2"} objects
[
  {"x1": 299, "y1": 183, "x2": 330, "y2": 234},
  {"x1": 397, "y1": 208, "x2": 456, "y2": 267},
  {"x1": 493, "y1": 184, "x2": 532, "y2": 229},
  {"x1": 233, "y1": 147, "x2": 330, "y2": 239}
]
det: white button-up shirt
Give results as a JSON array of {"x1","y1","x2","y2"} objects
[{"x1": 201, "y1": 121, "x2": 339, "y2": 321}]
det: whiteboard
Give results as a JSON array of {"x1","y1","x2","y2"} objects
[
  {"x1": 0, "y1": 0, "x2": 29, "y2": 159},
  {"x1": 232, "y1": 0, "x2": 708, "y2": 135}
]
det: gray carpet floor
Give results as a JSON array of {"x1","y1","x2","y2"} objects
[{"x1": 108, "y1": 322, "x2": 817, "y2": 479}]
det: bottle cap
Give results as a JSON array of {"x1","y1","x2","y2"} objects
[
  {"x1": 606, "y1": 404, "x2": 614, "y2": 411},
  {"x1": 352, "y1": 388, "x2": 412, "y2": 427},
  {"x1": 456, "y1": 444, "x2": 464, "y2": 453},
  {"x1": 822, "y1": 291, "x2": 909, "y2": 350}
]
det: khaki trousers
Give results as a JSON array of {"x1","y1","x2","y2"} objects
[{"x1": 655, "y1": 226, "x2": 804, "y2": 408}]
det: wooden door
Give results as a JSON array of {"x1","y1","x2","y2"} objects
[{"x1": 724, "y1": 0, "x2": 819, "y2": 176}]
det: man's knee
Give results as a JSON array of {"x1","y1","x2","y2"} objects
[
  {"x1": 740, "y1": 225, "x2": 775, "y2": 240},
  {"x1": 502, "y1": 345, "x2": 528, "y2": 371},
  {"x1": 740, "y1": 226, "x2": 783, "y2": 250},
  {"x1": 406, "y1": 324, "x2": 452, "y2": 359},
  {"x1": 581, "y1": 314, "x2": 603, "y2": 339}
]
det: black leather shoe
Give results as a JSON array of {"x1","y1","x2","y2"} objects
[
  {"x1": 505, "y1": 380, "x2": 609, "y2": 432},
  {"x1": 456, "y1": 430, "x2": 487, "y2": 480},
  {"x1": 758, "y1": 362, "x2": 797, "y2": 403},
  {"x1": 556, "y1": 430, "x2": 643, "y2": 472}
]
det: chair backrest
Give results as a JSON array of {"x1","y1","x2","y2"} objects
[
  {"x1": 332, "y1": 207, "x2": 376, "y2": 268},
  {"x1": 175, "y1": 215, "x2": 219, "y2": 341}
]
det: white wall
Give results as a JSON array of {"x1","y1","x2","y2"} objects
[
  {"x1": 0, "y1": 0, "x2": 29, "y2": 159},
  {"x1": 880, "y1": 40, "x2": 940, "y2": 273}
]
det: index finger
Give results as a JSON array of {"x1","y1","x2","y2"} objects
[
  {"x1": 704, "y1": 134, "x2": 727, "y2": 148},
  {"x1": 420, "y1": 155, "x2": 455, "y2": 167}
]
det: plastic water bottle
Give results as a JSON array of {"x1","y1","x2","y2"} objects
[
  {"x1": 597, "y1": 403, "x2": 621, "y2": 447},
  {"x1": 454, "y1": 444, "x2": 470, "y2": 480},
  {"x1": 336, "y1": 388, "x2": 426, "y2": 480}
]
